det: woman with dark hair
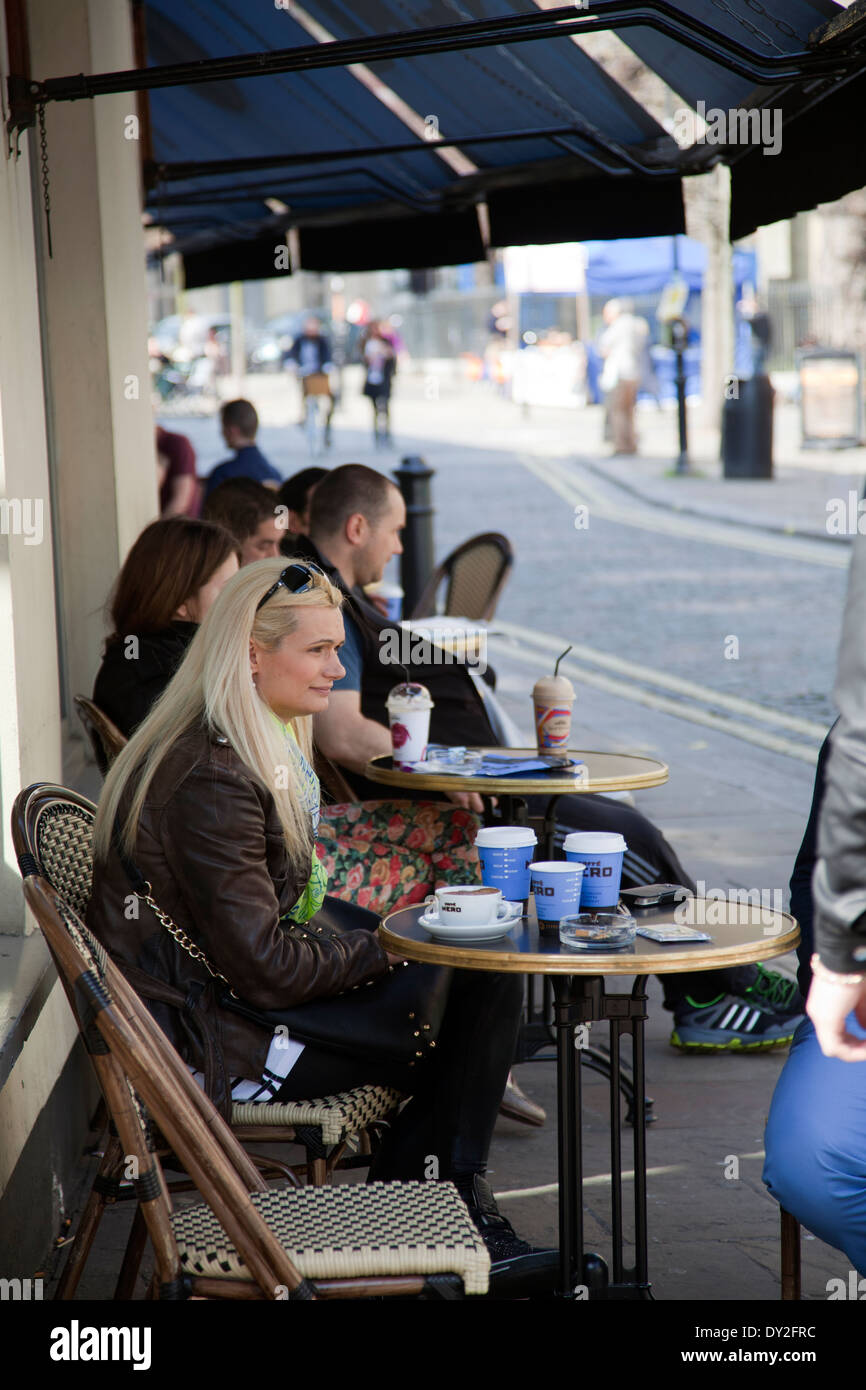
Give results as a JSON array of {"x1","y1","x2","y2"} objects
[{"x1": 92, "y1": 517, "x2": 239, "y2": 738}]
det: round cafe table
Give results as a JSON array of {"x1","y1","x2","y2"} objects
[
  {"x1": 380, "y1": 897, "x2": 800, "y2": 1301},
  {"x1": 368, "y1": 746, "x2": 670, "y2": 1067},
  {"x1": 365, "y1": 747, "x2": 669, "y2": 858}
]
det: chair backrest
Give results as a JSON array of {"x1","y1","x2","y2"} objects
[
  {"x1": 12, "y1": 782, "x2": 97, "y2": 918},
  {"x1": 73, "y1": 695, "x2": 128, "y2": 777},
  {"x1": 410, "y1": 532, "x2": 514, "y2": 622},
  {"x1": 22, "y1": 872, "x2": 308, "y2": 1298}
]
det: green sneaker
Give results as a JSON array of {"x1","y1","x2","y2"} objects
[
  {"x1": 743, "y1": 964, "x2": 805, "y2": 1017},
  {"x1": 670, "y1": 992, "x2": 803, "y2": 1051}
]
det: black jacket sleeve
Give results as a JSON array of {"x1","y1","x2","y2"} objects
[{"x1": 790, "y1": 722, "x2": 836, "y2": 994}]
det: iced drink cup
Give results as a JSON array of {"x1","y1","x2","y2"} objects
[
  {"x1": 386, "y1": 681, "x2": 434, "y2": 769},
  {"x1": 533, "y1": 673, "x2": 576, "y2": 751}
]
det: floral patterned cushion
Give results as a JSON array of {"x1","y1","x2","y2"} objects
[{"x1": 317, "y1": 801, "x2": 482, "y2": 915}]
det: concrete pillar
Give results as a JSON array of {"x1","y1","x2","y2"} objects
[
  {"x1": 0, "y1": 6, "x2": 60, "y2": 932},
  {"x1": 27, "y1": 0, "x2": 156, "y2": 716}
]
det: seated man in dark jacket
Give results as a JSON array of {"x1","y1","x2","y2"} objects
[{"x1": 296, "y1": 464, "x2": 804, "y2": 1051}]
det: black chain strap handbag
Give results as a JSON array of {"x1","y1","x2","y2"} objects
[{"x1": 114, "y1": 831, "x2": 453, "y2": 1067}]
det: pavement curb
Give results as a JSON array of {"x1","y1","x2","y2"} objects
[{"x1": 577, "y1": 457, "x2": 852, "y2": 547}]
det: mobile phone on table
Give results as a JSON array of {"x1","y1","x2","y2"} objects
[{"x1": 620, "y1": 883, "x2": 689, "y2": 909}]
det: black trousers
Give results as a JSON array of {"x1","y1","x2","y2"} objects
[
  {"x1": 274, "y1": 969, "x2": 524, "y2": 1183},
  {"x1": 537, "y1": 792, "x2": 761, "y2": 1009}
]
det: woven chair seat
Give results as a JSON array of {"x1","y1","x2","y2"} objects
[
  {"x1": 172, "y1": 1181, "x2": 490, "y2": 1294},
  {"x1": 231, "y1": 1084, "x2": 403, "y2": 1147}
]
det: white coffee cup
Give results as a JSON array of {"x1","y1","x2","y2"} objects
[{"x1": 428, "y1": 884, "x2": 505, "y2": 927}]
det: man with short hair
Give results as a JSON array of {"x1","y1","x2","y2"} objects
[
  {"x1": 202, "y1": 478, "x2": 283, "y2": 566},
  {"x1": 203, "y1": 399, "x2": 282, "y2": 498}
]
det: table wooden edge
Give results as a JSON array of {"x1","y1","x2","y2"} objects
[
  {"x1": 363, "y1": 751, "x2": 670, "y2": 796},
  {"x1": 378, "y1": 921, "x2": 801, "y2": 975}
]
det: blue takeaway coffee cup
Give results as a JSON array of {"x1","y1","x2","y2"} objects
[
  {"x1": 563, "y1": 832, "x2": 627, "y2": 910},
  {"x1": 529, "y1": 860, "x2": 585, "y2": 932},
  {"x1": 475, "y1": 826, "x2": 538, "y2": 900}
]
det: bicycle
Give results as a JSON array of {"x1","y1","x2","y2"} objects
[{"x1": 301, "y1": 371, "x2": 333, "y2": 458}]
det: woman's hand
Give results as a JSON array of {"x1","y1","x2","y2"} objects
[
  {"x1": 807, "y1": 973, "x2": 866, "y2": 1061},
  {"x1": 445, "y1": 789, "x2": 488, "y2": 814},
  {"x1": 386, "y1": 951, "x2": 407, "y2": 966}
]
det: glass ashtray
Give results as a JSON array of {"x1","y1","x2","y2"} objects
[{"x1": 559, "y1": 912, "x2": 637, "y2": 951}]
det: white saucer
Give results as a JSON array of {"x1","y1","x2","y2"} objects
[{"x1": 418, "y1": 904, "x2": 524, "y2": 942}]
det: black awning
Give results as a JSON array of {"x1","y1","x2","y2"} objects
[{"x1": 15, "y1": 1, "x2": 865, "y2": 283}]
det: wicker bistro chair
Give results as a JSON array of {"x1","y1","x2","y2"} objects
[
  {"x1": 73, "y1": 696, "x2": 127, "y2": 776},
  {"x1": 409, "y1": 531, "x2": 514, "y2": 623},
  {"x1": 23, "y1": 873, "x2": 490, "y2": 1300},
  {"x1": 11, "y1": 783, "x2": 403, "y2": 1296}
]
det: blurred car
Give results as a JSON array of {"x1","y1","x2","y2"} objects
[{"x1": 150, "y1": 313, "x2": 273, "y2": 373}]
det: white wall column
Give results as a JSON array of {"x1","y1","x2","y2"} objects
[{"x1": 28, "y1": 0, "x2": 156, "y2": 713}]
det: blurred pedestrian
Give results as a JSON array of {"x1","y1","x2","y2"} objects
[
  {"x1": 599, "y1": 298, "x2": 650, "y2": 455},
  {"x1": 285, "y1": 316, "x2": 335, "y2": 445},
  {"x1": 361, "y1": 322, "x2": 396, "y2": 447}
]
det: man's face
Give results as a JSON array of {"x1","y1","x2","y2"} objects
[
  {"x1": 355, "y1": 488, "x2": 405, "y2": 587},
  {"x1": 240, "y1": 517, "x2": 283, "y2": 566},
  {"x1": 304, "y1": 317, "x2": 320, "y2": 337}
]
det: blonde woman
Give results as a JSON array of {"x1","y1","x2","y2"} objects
[{"x1": 86, "y1": 558, "x2": 537, "y2": 1267}]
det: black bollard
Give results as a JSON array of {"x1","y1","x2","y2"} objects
[
  {"x1": 393, "y1": 456, "x2": 436, "y2": 616},
  {"x1": 671, "y1": 319, "x2": 690, "y2": 475}
]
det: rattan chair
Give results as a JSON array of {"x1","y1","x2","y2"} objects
[
  {"x1": 22, "y1": 873, "x2": 489, "y2": 1299},
  {"x1": 12, "y1": 783, "x2": 403, "y2": 1297},
  {"x1": 73, "y1": 696, "x2": 127, "y2": 776},
  {"x1": 410, "y1": 532, "x2": 514, "y2": 622}
]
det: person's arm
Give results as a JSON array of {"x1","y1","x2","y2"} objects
[
  {"x1": 162, "y1": 474, "x2": 198, "y2": 518},
  {"x1": 159, "y1": 759, "x2": 388, "y2": 1009},
  {"x1": 789, "y1": 723, "x2": 836, "y2": 993},
  {"x1": 809, "y1": 529, "x2": 866, "y2": 1058},
  {"x1": 314, "y1": 687, "x2": 393, "y2": 775}
]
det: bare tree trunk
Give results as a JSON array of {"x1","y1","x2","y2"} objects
[{"x1": 686, "y1": 165, "x2": 734, "y2": 441}]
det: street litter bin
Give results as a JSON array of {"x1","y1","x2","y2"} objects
[{"x1": 721, "y1": 373, "x2": 774, "y2": 479}]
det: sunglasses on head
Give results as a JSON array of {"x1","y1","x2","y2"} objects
[{"x1": 255, "y1": 561, "x2": 325, "y2": 612}]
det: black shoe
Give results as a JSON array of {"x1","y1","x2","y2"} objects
[
  {"x1": 458, "y1": 1175, "x2": 560, "y2": 1297},
  {"x1": 459, "y1": 1174, "x2": 532, "y2": 1261}
]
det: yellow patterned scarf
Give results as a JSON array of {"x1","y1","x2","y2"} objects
[{"x1": 268, "y1": 712, "x2": 328, "y2": 924}]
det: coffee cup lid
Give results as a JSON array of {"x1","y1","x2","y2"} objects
[
  {"x1": 475, "y1": 826, "x2": 538, "y2": 848},
  {"x1": 529, "y1": 860, "x2": 585, "y2": 873},
  {"x1": 563, "y1": 832, "x2": 627, "y2": 853}
]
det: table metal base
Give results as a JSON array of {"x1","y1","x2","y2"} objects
[
  {"x1": 519, "y1": 975, "x2": 656, "y2": 1128},
  {"x1": 553, "y1": 973, "x2": 653, "y2": 1300}
]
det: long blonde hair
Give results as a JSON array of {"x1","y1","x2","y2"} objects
[{"x1": 93, "y1": 556, "x2": 344, "y2": 875}]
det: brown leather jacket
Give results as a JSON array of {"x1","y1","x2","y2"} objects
[{"x1": 85, "y1": 724, "x2": 389, "y2": 1091}]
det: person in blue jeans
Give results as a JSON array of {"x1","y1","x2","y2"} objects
[
  {"x1": 764, "y1": 719, "x2": 866, "y2": 1271},
  {"x1": 764, "y1": 520, "x2": 866, "y2": 1269}
]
